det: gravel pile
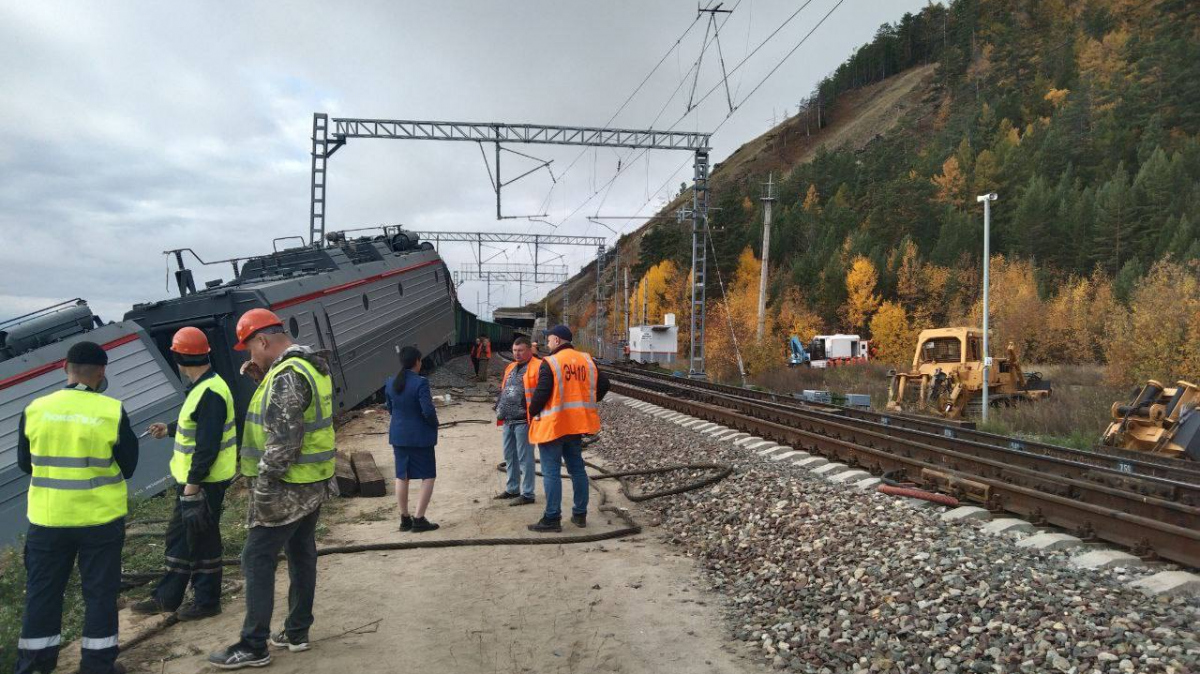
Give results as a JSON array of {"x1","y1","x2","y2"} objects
[
  {"x1": 427, "y1": 354, "x2": 497, "y2": 395},
  {"x1": 590, "y1": 398, "x2": 1200, "y2": 674}
]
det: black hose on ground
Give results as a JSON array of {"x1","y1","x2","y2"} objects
[{"x1": 120, "y1": 454, "x2": 732, "y2": 582}]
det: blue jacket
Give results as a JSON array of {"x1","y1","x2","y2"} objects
[{"x1": 384, "y1": 371, "x2": 439, "y2": 448}]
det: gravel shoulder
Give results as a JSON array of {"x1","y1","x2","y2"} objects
[
  {"x1": 591, "y1": 396, "x2": 1199, "y2": 674},
  {"x1": 113, "y1": 393, "x2": 758, "y2": 673}
]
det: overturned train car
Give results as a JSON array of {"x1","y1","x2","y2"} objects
[{"x1": 0, "y1": 230, "x2": 479, "y2": 545}]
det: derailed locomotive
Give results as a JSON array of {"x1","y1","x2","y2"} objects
[{"x1": 0, "y1": 229, "x2": 510, "y2": 545}]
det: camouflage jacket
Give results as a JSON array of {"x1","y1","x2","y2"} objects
[{"x1": 248, "y1": 345, "x2": 339, "y2": 528}]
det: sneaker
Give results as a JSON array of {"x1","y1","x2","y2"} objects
[
  {"x1": 130, "y1": 596, "x2": 170, "y2": 615},
  {"x1": 493, "y1": 491, "x2": 520, "y2": 500},
  {"x1": 399, "y1": 514, "x2": 413, "y2": 532},
  {"x1": 508, "y1": 496, "x2": 536, "y2": 507},
  {"x1": 207, "y1": 643, "x2": 271, "y2": 669},
  {"x1": 527, "y1": 518, "x2": 562, "y2": 533},
  {"x1": 268, "y1": 631, "x2": 310, "y2": 653},
  {"x1": 571, "y1": 514, "x2": 587, "y2": 528},
  {"x1": 176, "y1": 601, "x2": 221, "y2": 621},
  {"x1": 410, "y1": 517, "x2": 440, "y2": 533}
]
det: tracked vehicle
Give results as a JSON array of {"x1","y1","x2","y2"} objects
[{"x1": 886, "y1": 327, "x2": 1051, "y2": 419}]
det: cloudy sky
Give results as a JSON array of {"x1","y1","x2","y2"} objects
[{"x1": 0, "y1": 0, "x2": 929, "y2": 322}]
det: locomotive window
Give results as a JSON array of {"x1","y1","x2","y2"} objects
[
  {"x1": 362, "y1": 294, "x2": 370, "y2": 311},
  {"x1": 288, "y1": 316, "x2": 300, "y2": 338},
  {"x1": 397, "y1": 281, "x2": 404, "y2": 296}
]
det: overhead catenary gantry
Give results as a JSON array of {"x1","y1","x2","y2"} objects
[{"x1": 309, "y1": 112, "x2": 713, "y2": 375}]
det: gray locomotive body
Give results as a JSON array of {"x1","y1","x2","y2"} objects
[
  {"x1": 126, "y1": 234, "x2": 457, "y2": 426},
  {"x1": 0, "y1": 232, "x2": 457, "y2": 545}
]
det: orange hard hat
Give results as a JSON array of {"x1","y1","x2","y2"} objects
[
  {"x1": 234, "y1": 308, "x2": 284, "y2": 351},
  {"x1": 171, "y1": 326, "x2": 211, "y2": 355}
]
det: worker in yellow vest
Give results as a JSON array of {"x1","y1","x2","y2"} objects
[
  {"x1": 16, "y1": 341, "x2": 139, "y2": 674},
  {"x1": 131, "y1": 327, "x2": 236, "y2": 622},
  {"x1": 208, "y1": 309, "x2": 337, "y2": 670},
  {"x1": 525, "y1": 325, "x2": 609, "y2": 533}
]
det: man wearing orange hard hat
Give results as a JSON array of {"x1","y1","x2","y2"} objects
[
  {"x1": 209, "y1": 308, "x2": 337, "y2": 669},
  {"x1": 133, "y1": 326, "x2": 237, "y2": 622}
]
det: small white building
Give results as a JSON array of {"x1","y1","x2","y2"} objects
[{"x1": 628, "y1": 313, "x2": 678, "y2": 366}]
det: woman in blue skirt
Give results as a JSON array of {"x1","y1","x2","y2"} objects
[{"x1": 385, "y1": 346, "x2": 440, "y2": 532}]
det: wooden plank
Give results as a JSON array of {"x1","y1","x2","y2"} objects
[
  {"x1": 351, "y1": 451, "x2": 387, "y2": 497},
  {"x1": 336, "y1": 450, "x2": 358, "y2": 497}
]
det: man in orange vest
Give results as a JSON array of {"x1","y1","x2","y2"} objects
[
  {"x1": 476, "y1": 337, "x2": 493, "y2": 382},
  {"x1": 525, "y1": 325, "x2": 609, "y2": 532}
]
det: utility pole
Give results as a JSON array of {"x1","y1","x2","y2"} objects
[
  {"x1": 975, "y1": 192, "x2": 998, "y2": 422},
  {"x1": 642, "y1": 280, "x2": 648, "y2": 325},
  {"x1": 623, "y1": 266, "x2": 630, "y2": 340},
  {"x1": 756, "y1": 173, "x2": 776, "y2": 341}
]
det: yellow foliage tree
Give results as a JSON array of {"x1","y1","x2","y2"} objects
[
  {"x1": 1104, "y1": 260, "x2": 1200, "y2": 384},
  {"x1": 802, "y1": 184, "x2": 821, "y2": 213},
  {"x1": 965, "y1": 255, "x2": 1045, "y2": 362},
  {"x1": 842, "y1": 256, "x2": 881, "y2": 333},
  {"x1": 1044, "y1": 87, "x2": 1070, "y2": 108},
  {"x1": 870, "y1": 301, "x2": 918, "y2": 368},
  {"x1": 1042, "y1": 272, "x2": 1115, "y2": 364},
  {"x1": 932, "y1": 156, "x2": 966, "y2": 208},
  {"x1": 775, "y1": 287, "x2": 824, "y2": 342},
  {"x1": 705, "y1": 247, "x2": 773, "y2": 381}
]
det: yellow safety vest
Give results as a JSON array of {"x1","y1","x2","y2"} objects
[
  {"x1": 24, "y1": 388, "x2": 127, "y2": 527},
  {"x1": 241, "y1": 356, "x2": 336, "y2": 483},
  {"x1": 170, "y1": 372, "x2": 237, "y2": 484}
]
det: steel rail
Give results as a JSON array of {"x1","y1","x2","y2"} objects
[
  {"x1": 604, "y1": 364, "x2": 1200, "y2": 485},
  {"x1": 611, "y1": 381, "x2": 1200, "y2": 568},
  {"x1": 605, "y1": 367, "x2": 1200, "y2": 507}
]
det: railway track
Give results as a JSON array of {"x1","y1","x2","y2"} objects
[{"x1": 602, "y1": 365, "x2": 1200, "y2": 569}]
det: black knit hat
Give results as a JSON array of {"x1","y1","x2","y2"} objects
[{"x1": 66, "y1": 341, "x2": 108, "y2": 366}]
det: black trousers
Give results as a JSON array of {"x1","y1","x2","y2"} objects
[
  {"x1": 17, "y1": 518, "x2": 124, "y2": 674},
  {"x1": 471, "y1": 356, "x2": 480, "y2": 375},
  {"x1": 239, "y1": 508, "x2": 321, "y2": 651},
  {"x1": 150, "y1": 482, "x2": 227, "y2": 610}
]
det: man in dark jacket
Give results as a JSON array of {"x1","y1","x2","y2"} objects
[{"x1": 133, "y1": 327, "x2": 237, "y2": 622}]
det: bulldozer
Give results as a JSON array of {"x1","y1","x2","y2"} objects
[
  {"x1": 885, "y1": 327, "x2": 1051, "y2": 419},
  {"x1": 1100, "y1": 380, "x2": 1200, "y2": 460}
]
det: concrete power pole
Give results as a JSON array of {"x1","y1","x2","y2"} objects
[
  {"x1": 756, "y1": 173, "x2": 776, "y2": 341},
  {"x1": 623, "y1": 266, "x2": 630, "y2": 339},
  {"x1": 976, "y1": 192, "x2": 998, "y2": 422}
]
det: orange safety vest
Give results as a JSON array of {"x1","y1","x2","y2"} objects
[
  {"x1": 527, "y1": 348, "x2": 600, "y2": 444},
  {"x1": 496, "y1": 356, "x2": 542, "y2": 426}
]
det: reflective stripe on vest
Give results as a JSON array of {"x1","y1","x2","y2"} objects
[
  {"x1": 240, "y1": 356, "x2": 336, "y2": 483},
  {"x1": 527, "y1": 349, "x2": 600, "y2": 445},
  {"x1": 170, "y1": 374, "x2": 238, "y2": 484},
  {"x1": 24, "y1": 389, "x2": 127, "y2": 527}
]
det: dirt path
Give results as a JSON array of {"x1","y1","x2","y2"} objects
[{"x1": 118, "y1": 396, "x2": 757, "y2": 673}]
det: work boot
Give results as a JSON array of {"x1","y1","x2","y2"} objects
[
  {"x1": 399, "y1": 514, "x2": 413, "y2": 532},
  {"x1": 527, "y1": 518, "x2": 562, "y2": 533},
  {"x1": 571, "y1": 514, "x2": 587, "y2": 528},
  {"x1": 176, "y1": 601, "x2": 221, "y2": 621},
  {"x1": 493, "y1": 491, "x2": 520, "y2": 500},
  {"x1": 508, "y1": 496, "x2": 536, "y2": 507},
  {"x1": 207, "y1": 642, "x2": 271, "y2": 669},
  {"x1": 130, "y1": 596, "x2": 170, "y2": 615},
  {"x1": 410, "y1": 516, "x2": 440, "y2": 533},
  {"x1": 268, "y1": 631, "x2": 311, "y2": 653}
]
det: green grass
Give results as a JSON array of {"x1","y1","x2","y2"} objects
[{"x1": 0, "y1": 484, "x2": 254, "y2": 672}]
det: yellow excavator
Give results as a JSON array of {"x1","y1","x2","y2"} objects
[
  {"x1": 1100, "y1": 380, "x2": 1200, "y2": 460},
  {"x1": 886, "y1": 327, "x2": 1051, "y2": 419}
]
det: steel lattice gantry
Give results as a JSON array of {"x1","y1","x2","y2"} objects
[{"x1": 309, "y1": 112, "x2": 714, "y2": 376}]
